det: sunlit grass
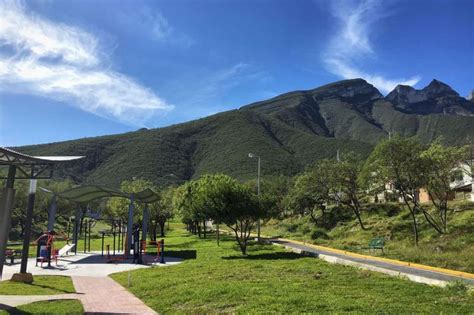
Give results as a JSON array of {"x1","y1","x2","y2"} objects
[{"x1": 111, "y1": 224, "x2": 474, "y2": 313}]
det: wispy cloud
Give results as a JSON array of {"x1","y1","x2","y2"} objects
[
  {"x1": 0, "y1": 0, "x2": 173, "y2": 125},
  {"x1": 119, "y1": 6, "x2": 194, "y2": 48},
  {"x1": 187, "y1": 63, "x2": 271, "y2": 108},
  {"x1": 323, "y1": 0, "x2": 420, "y2": 94}
]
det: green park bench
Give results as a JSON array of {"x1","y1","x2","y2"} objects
[
  {"x1": 368, "y1": 237, "x2": 385, "y2": 253},
  {"x1": 4, "y1": 249, "x2": 22, "y2": 265}
]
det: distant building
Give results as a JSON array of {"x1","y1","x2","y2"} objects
[
  {"x1": 371, "y1": 160, "x2": 473, "y2": 204},
  {"x1": 468, "y1": 90, "x2": 474, "y2": 101}
]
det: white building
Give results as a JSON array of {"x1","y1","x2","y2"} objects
[{"x1": 450, "y1": 161, "x2": 473, "y2": 202}]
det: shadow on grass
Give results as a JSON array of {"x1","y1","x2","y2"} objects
[
  {"x1": 222, "y1": 252, "x2": 305, "y2": 260},
  {"x1": 165, "y1": 250, "x2": 197, "y2": 260},
  {"x1": 26, "y1": 282, "x2": 77, "y2": 294}
]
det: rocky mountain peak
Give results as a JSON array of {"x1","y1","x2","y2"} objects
[
  {"x1": 385, "y1": 79, "x2": 472, "y2": 115},
  {"x1": 311, "y1": 78, "x2": 383, "y2": 101},
  {"x1": 423, "y1": 79, "x2": 459, "y2": 97}
]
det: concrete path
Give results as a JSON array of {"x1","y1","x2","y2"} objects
[
  {"x1": 273, "y1": 239, "x2": 474, "y2": 287},
  {"x1": 72, "y1": 276, "x2": 157, "y2": 314},
  {"x1": 1, "y1": 253, "x2": 182, "y2": 281},
  {"x1": 0, "y1": 277, "x2": 157, "y2": 314}
]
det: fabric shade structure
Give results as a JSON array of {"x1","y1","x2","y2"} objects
[
  {"x1": 40, "y1": 185, "x2": 160, "y2": 204},
  {"x1": 40, "y1": 184, "x2": 160, "y2": 258}
]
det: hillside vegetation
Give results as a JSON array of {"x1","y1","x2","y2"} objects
[
  {"x1": 18, "y1": 78, "x2": 474, "y2": 187},
  {"x1": 261, "y1": 201, "x2": 474, "y2": 273}
]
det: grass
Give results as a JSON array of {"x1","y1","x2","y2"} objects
[
  {"x1": 0, "y1": 276, "x2": 75, "y2": 295},
  {"x1": 111, "y1": 223, "x2": 474, "y2": 314},
  {"x1": 0, "y1": 300, "x2": 83, "y2": 315},
  {"x1": 261, "y1": 202, "x2": 474, "y2": 273}
]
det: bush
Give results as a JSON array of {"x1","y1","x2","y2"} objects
[
  {"x1": 311, "y1": 228, "x2": 330, "y2": 240},
  {"x1": 446, "y1": 280, "x2": 469, "y2": 295},
  {"x1": 453, "y1": 201, "x2": 474, "y2": 212},
  {"x1": 364, "y1": 203, "x2": 401, "y2": 217}
]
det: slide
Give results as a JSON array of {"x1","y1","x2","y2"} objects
[{"x1": 58, "y1": 243, "x2": 75, "y2": 256}]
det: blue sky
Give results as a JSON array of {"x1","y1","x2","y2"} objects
[{"x1": 1, "y1": 0, "x2": 473, "y2": 146}]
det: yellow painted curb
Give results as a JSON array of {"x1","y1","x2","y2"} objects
[{"x1": 276, "y1": 237, "x2": 474, "y2": 280}]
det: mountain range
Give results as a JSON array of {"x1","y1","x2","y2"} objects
[{"x1": 18, "y1": 79, "x2": 474, "y2": 187}]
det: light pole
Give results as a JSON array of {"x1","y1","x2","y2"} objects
[{"x1": 248, "y1": 153, "x2": 261, "y2": 242}]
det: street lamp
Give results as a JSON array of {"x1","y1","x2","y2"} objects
[{"x1": 248, "y1": 153, "x2": 261, "y2": 242}]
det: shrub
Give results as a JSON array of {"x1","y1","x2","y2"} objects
[
  {"x1": 446, "y1": 280, "x2": 469, "y2": 295},
  {"x1": 311, "y1": 228, "x2": 330, "y2": 240},
  {"x1": 364, "y1": 203, "x2": 401, "y2": 217}
]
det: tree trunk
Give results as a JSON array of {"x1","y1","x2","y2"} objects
[
  {"x1": 410, "y1": 209, "x2": 419, "y2": 247},
  {"x1": 216, "y1": 224, "x2": 220, "y2": 246},
  {"x1": 402, "y1": 193, "x2": 419, "y2": 247},
  {"x1": 203, "y1": 220, "x2": 206, "y2": 239}
]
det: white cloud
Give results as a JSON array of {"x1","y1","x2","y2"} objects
[
  {"x1": 187, "y1": 63, "x2": 271, "y2": 107},
  {"x1": 323, "y1": 0, "x2": 420, "y2": 94},
  {"x1": 0, "y1": 0, "x2": 173, "y2": 125},
  {"x1": 119, "y1": 6, "x2": 194, "y2": 48}
]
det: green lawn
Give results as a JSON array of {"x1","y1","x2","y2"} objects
[
  {"x1": 0, "y1": 276, "x2": 75, "y2": 295},
  {"x1": 111, "y1": 224, "x2": 474, "y2": 314},
  {"x1": 0, "y1": 300, "x2": 83, "y2": 315}
]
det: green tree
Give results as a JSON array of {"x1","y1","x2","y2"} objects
[
  {"x1": 284, "y1": 164, "x2": 331, "y2": 225},
  {"x1": 330, "y1": 155, "x2": 367, "y2": 230},
  {"x1": 149, "y1": 186, "x2": 175, "y2": 239},
  {"x1": 421, "y1": 141, "x2": 467, "y2": 233},
  {"x1": 362, "y1": 137, "x2": 426, "y2": 246},
  {"x1": 203, "y1": 174, "x2": 263, "y2": 255}
]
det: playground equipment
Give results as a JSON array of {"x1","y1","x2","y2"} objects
[
  {"x1": 41, "y1": 185, "x2": 159, "y2": 261},
  {"x1": 34, "y1": 230, "x2": 73, "y2": 268}
]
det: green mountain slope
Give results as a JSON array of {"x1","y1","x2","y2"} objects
[{"x1": 18, "y1": 78, "x2": 474, "y2": 186}]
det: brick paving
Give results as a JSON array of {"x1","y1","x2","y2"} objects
[{"x1": 72, "y1": 276, "x2": 157, "y2": 314}]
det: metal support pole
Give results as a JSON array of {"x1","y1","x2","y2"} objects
[
  {"x1": 47, "y1": 195, "x2": 57, "y2": 231},
  {"x1": 257, "y1": 156, "x2": 261, "y2": 242},
  {"x1": 20, "y1": 179, "x2": 37, "y2": 274},
  {"x1": 142, "y1": 204, "x2": 149, "y2": 241},
  {"x1": 126, "y1": 195, "x2": 135, "y2": 258},
  {"x1": 73, "y1": 208, "x2": 81, "y2": 255},
  {"x1": 88, "y1": 220, "x2": 91, "y2": 252},
  {"x1": 117, "y1": 220, "x2": 121, "y2": 252},
  {"x1": 0, "y1": 166, "x2": 16, "y2": 279},
  {"x1": 160, "y1": 239, "x2": 165, "y2": 264},
  {"x1": 101, "y1": 232, "x2": 105, "y2": 256},
  {"x1": 83, "y1": 219, "x2": 87, "y2": 253}
]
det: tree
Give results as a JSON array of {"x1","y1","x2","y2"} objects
[
  {"x1": 149, "y1": 186, "x2": 174, "y2": 239},
  {"x1": 173, "y1": 180, "x2": 208, "y2": 238},
  {"x1": 330, "y1": 155, "x2": 367, "y2": 230},
  {"x1": 204, "y1": 175, "x2": 263, "y2": 255},
  {"x1": 362, "y1": 137, "x2": 426, "y2": 246},
  {"x1": 284, "y1": 164, "x2": 331, "y2": 225},
  {"x1": 421, "y1": 141, "x2": 467, "y2": 233}
]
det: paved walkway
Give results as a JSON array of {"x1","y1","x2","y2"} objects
[
  {"x1": 0, "y1": 276, "x2": 156, "y2": 314},
  {"x1": 273, "y1": 238, "x2": 474, "y2": 287},
  {"x1": 1, "y1": 253, "x2": 182, "y2": 281},
  {"x1": 72, "y1": 276, "x2": 156, "y2": 314}
]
